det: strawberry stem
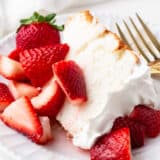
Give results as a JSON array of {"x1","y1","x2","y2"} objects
[{"x1": 19, "y1": 12, "x2": 64, "y2": 31}]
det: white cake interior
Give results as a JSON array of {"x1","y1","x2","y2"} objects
[{"x1": 57, "y1": 11, "x2": 160, "y2": 149}]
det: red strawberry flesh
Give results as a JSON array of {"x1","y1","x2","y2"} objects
[
  {"x1": 19, "y1": 44, "x2": 69, "y2": 87},
  {"x1": 0, "y1": 96, "x2": 42, "y2": 142},
  {"x1": 130, "y1": 104, "x2": 160, "y2": 138},
  {"x1": 90, "y1": 128, "x2": 131, "y2": 160},
  {"x1": 8, "y1": 48, "x2": 22, "y2": 61},
  {"x1": 0, "y1": 83, "x2": 14, "y2": 112},
  {"x1": 31, "y1": 78, "x2": 65, "y2": 117},
  {"x1": 112, "y1": 116, "x2": 145, "y2": 149},
  {"x1": 53, "y1": 60, "x2": 87, "y2": 104}
]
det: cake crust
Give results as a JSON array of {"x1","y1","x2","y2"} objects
[{"x1": 65, "y1": 10, "x2": 139, "y2": 63}]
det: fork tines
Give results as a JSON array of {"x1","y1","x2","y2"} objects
[{"x1": 116, "y1": 13, "x2": 160, "y2": 63}]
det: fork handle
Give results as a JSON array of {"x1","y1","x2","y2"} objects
[{"x1": 149, "y1": 60, "x2": 160, "y2": 75}]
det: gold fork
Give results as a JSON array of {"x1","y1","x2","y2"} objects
[{"x1": 115, "y1": 13, "x2": 160, "y2": 74}]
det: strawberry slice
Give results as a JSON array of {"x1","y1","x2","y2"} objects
[
  {"x1": 0, "y1": 56, "x2": 27, "y2": 81},
  {"x1": 0, "y1": 97, "x2": 42, "y2": 142},
  {"x1": 31, "y1": 78, "x2": 65, "y2": 117},
  {"x1": 38, "y1": 117, "x2": 53, "y2": 144},
  {"x1": 9, "y1": 81, "x2": 40, "y2": 99},
  {"x1": 8, "y1": 48, "x2": 22, "y2": 61},
  {"x1": 19, "y1": 44, "x2": 69, "y2": 87},
  {"x1": 0, "y1": 83, "x2": 14, "y2": 112},
  {"x1": 130, "y1": 105, "x2": 160, "y2": 138},
  {"x1": 53, "y1": 60, "x2": 87, "y2": 104},
  {"x1": 90, "y1": 128, "x2": 131, "y2": 160},
  {"x1": 112, "y1": 116, "x2": 145, "y2": 149}
]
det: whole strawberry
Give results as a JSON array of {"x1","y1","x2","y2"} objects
[{"x1": 16, "y1": 12, "x2": 64, "y2": 50}]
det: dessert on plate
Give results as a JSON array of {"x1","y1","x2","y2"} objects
[{"x1": 0, "y1": 10, "x2": 160, "y2": 160}]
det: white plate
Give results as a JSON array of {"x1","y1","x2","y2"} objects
[{"x1": 0, "y1": 12, "x2": 160, "y2": 160}]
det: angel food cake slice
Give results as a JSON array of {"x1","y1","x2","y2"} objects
[{"x1": 57, "y1": 11, "x2": 160, "y2": 149}]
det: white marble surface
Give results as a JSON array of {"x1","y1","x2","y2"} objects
[
  {"x1": 0, "y1": 0, "x2": 160, "y2": 159},
  {"x1": 0, "y1": 152, "x2": 11, "y2": 160}
]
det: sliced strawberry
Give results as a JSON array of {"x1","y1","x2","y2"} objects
[
  {"x1": 0, "y1": 97, "x2": 42, "y2": 142},
  {"x1": 19, "y1": 44, "x2": 69, "y2": 87},
  {"x1": 130, "y1": 105, "x2": 160, "y2": 138},
  {"x1": 112, "y1": 116, "x2": 145, "y2": 149},
  {"x1": 53, "y1": 60, "x2": 87, "y2": 104},
  {"x1": 37, "y1": 117, "x2": 53, "y2": 144},
  {"x1": 31, "y1": 78, "x2": 65, "y2": 117},
  {"x1": 90, "y1": 128, "x2": 131, "y2": 160},
  {"x1": 8, "y1": 48, "x2": 22, "y2": 61},
  {"x1": 9, "y1": 81, "x2": 40, "y2": 99},
  {"x1": 0, "y1": 83, "x2": 14, "y2": 112},
  {"x1": 0, "y1": 56, "x2": 27, "y2": 81}
]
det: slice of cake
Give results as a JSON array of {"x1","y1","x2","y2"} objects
[{"x1": 57, "y1": 11, "x2": 160, "y2": 149}]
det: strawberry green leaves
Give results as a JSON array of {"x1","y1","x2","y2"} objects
[{"x1": 19, "y1": 12, "x2": 64, "y2": 31}]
